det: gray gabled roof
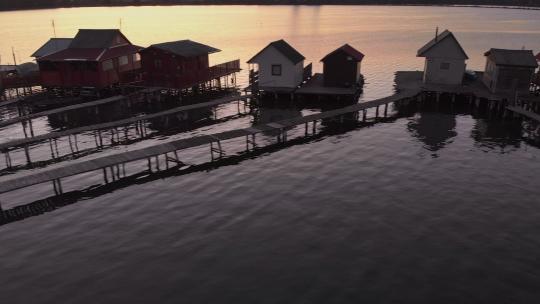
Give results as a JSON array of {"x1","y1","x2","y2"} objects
[
  {"x1": 417, "y1": 29, "x2": 469, "y2": 59},
  {"x1": 146, "y1": 40, "x2": 220, "y2": 57},
  {"x1": 484, "y1": 48, "x2": 539, "y2": 68},
  {"x1": 31, "y1": 38, "x2": 73, "y2": 57},
  {"x1": 248, "y1": 39, "x2": 305, "y2": 64},
  {"x1": 69, "y1": 29, "x2": 129, "y2": 49}
]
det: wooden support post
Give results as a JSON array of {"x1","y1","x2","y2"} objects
[
  {"x1": 68, "y1": 135, "x2": 75, "y2": 154},
  {"x1": 98, "y1": 129, "x2": 103, "y2": 147},
  {"x1": 49, "y1": 139, "x2": 56, "y2": 158},
  {"x1": 54, "y1": 138, "x2": 60, "y2": 156},
  {"x1": 21, "y1": 121, "x2": 28, "y2": 138},
  {"x1": 103, "y1": 168, "x2": 109, "y2": 184},
  {"x1": 74, "y1": 134, "x2": 79, "y2": 152},
  {"x1": 305, "y1": 122, "x2": 308, "y2": 136},
  {"x1": 312, "y1": 120, "x2": 317, "y2": 134},
  {"x1": 376, "y1": 106, "x2": 379, "y2": 118},
  {"x1": 57, "y1": 178, "x2": 63, "y2": 194},
  {"x1": 28, "y1": 119, "x2": 34, "y2": 137},
  {"x1": 4, "y1": 151, "x2": 12, "y2": 169},
  {"x1": 109, "y1": 166, "x2": 116, "y2": 182},
  {"x1": 363, "y1": 110, "x2": 367, "y2": 122},
  {"x1": 384, "y1": 103, "x2": 388, "y2": 117},
  {"x1": 24, "y1": 145, "x2": 31, "y2": 164}
]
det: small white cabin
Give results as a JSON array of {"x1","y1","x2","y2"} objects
[
  {"x1": 417, "y1": 30, "x2": 469, "y2": 86},
  {"x1": 247, "y1": 39, "x2": 305, "y2": 91}
]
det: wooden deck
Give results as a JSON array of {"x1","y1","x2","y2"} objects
[
  {"x1": 0, "y1": 88, "x2": 419, "y2": 194},
  {"x1": 395, "y1": 71, "x2": 514, "y2": 101},
  {"x1": 295, "y1": 73, "x2": 361, "y2": 96},
  {"x1": 0, "y1": 93, "x2": 252, "y2": 151}
]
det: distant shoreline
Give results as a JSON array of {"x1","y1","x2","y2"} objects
[{"x1": 1, "y1": 3, "x2": 540, "y2": 13}]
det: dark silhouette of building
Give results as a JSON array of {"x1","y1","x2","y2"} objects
[
  {"x1": 482, "y1": 48, "x2": 538, "y2": 94},
  {"x1": 321, "y1": 44, "x2": 364, "y2": 87}
]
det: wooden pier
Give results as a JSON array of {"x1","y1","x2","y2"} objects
[
  {"x1": 0, "y1": 88, "x2": 419, "y2": 195},
  {"x1": 0, "y1": 93, "x2": 252, "y2": 169}
]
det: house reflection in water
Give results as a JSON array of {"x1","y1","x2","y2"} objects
[
  {"x1": 407, "y1": 112, "x2": 457, "y2": 156},
  {"x1": 470, "y1": 119, "x2": 522, "y2": 152}
]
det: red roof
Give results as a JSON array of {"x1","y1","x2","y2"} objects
[
  {"x1": 38, "y1": 44, "x2": 142, "y2": 62},
  {"x1": 321, "y1": 44, "x2": 364, "y2": 62}
]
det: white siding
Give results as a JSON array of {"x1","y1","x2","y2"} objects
[
  {"x1": 424, "y1": 58, "x2": 466, "y2": 85},
  {"x1": 482, "y1": 58, "x2": 498, "y2": 92},
  {"x1": 249, "y1": 46, "x2": 304, "y2": 88},
  {"x1": 421, "y1": 35, "x2": 467, "y2": 85}
]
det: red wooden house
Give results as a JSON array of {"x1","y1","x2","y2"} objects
[
  {"x1": 140, "y1": 40, "x2": 240, "y2": 89},
  {"x1": 36, "y1": 29, "x2": 142, "y2": 92},
  {"x1": 321, "y1": 44, "x2": 364, "y2": 87}
]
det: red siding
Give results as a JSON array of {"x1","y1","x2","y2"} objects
[
  {"x1": 39, "y1": 53, "x2": 141, "y2": 89},
  {"x1": 140, "y1": 48, "x2": 212, "y2": 88}
]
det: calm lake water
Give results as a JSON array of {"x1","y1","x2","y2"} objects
[{"x1": 1, "y1": 5, "x2": 540, "y2": 303}]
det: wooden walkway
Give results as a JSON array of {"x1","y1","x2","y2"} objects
[
  {"x1": 0, "y1": 93, "x2": 252, "y2": 151},
  {"x1": 0, "y1": 88, "x2": 163, "y2": 128},
  {"x1": 0, "y1": 88, "x2": 419, "y2": 194},
  {"x1": 506, "y1": 106, "x2": 540, "y2": 122}
]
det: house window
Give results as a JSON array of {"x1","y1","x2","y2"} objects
[
  {"x1": 155, "y1": 59, "x2": 162, "y2": 69},
  {"x1": 102, "y1": 59, "x2": 114, "y2": 71},
  {"x1": 440, "y1": 62, "x2": 450, "y2": 70},
  {"x1": 271, "y1": 64, "x2": 282, "y2": 76},
  {"x1": 133, "y1": 53, "x2": 141, "y2": 62},
  {"x1": 119, "y1": 56, "x2": 129, "y2": 66}
]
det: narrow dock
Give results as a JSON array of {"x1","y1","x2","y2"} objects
[
  {"x1": 0, "y1": 93, "x2": 252, "y2": 169},
  {"x1": 506, "y1": 106, "x2": 540, "y2": 122},
  {"x1": 0, "y1": 88, "x2": 419, "y2": 195},
  {"x1": 0, "y1": 88, "x2": 162, "y2": 129}
]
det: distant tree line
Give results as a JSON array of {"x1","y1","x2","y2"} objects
[{"x1": 1, "y1": 0, "x2": 539, "y2": 11}]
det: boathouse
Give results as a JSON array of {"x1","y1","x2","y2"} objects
[
  {"x1": 247, "y1": 39, "x2": 306, "y2": 92},
  {"x1": 321, "y1": 44, "x2": 364, "y2": 87},
  {"x1": 31, "y1": 38, "x2": 73, "y2": 59},
  {"x1": 139, "y1": 39, "x2": 240, "y2": 89},
  {"x1": 482, "y1": 48, "x2": 538, "y2": 93},
  {"x1": 36, "y1": 29, "x2": 143, "y2": 93},
  {"x1": 417, "y1": 29, "x2": 468, "y2": 86}
]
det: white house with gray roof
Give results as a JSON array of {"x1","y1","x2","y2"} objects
[
  {"x1": 417, "y1": 30, "x2": 469, "y2": 86},
  {"x1": 247, "y1": 39, "x2": 305, "y2": 91}
]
